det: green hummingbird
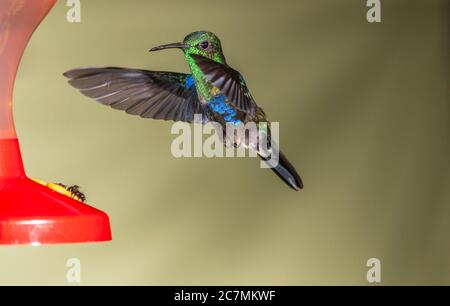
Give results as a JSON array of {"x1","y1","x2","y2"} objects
[{"x1": 64, "y1": 31, "x2": 303, "y2": 190}]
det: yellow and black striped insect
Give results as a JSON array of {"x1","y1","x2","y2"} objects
[{"x1": 31, "y1": 178, "x2": 86, "y2": 202}]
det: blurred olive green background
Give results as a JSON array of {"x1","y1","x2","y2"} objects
[{"x1": 0, "y1": 0, "x2": 448, "y2": 285}]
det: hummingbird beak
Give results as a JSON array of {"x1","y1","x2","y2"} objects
[{"x1": 149, "y1": 42, "x2": 189, "y2": 52}]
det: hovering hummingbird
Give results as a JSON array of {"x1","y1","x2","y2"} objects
[{"x1": 64, "y1": 31, "x2": 303, "y2": 190}]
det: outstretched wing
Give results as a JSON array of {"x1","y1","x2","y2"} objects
[
  {"x1": 191, "y1": 54, "x2": 258, "y2": 116},
  {"x1": 63, "y1": 67, "x2": 206, "y2": 123}
]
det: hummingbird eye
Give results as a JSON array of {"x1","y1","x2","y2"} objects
[{"x1": 198, "y1": 40, "x2": 210, "y2": 50}]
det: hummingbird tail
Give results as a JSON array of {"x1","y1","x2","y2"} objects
[{"x1": 260, "y1": 150, "x2": 303, "y2": 191}]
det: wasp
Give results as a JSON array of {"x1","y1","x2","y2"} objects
[{"x1": 31, "y1": 178, "x2": 86, "y2": 203}]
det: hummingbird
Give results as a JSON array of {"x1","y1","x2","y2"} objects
[{"x1": 64, "y1": 31, "x2": 303, "y2": 191}]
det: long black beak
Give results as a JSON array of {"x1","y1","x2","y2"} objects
[{"x1": 149, "y1": 42, "x2": 189, "y2": 52}]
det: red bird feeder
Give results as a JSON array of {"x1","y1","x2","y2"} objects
[{"x1": 0, "y1": 0, "x2": 112, "y2": 245}]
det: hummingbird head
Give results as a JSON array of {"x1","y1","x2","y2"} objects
[{"x1": 150, "y1": 31, "x2": 226, "y2": 64}]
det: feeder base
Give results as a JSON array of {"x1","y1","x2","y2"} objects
[{"x1": 0, "y1": 139, "x2": 112, "y2": 245}]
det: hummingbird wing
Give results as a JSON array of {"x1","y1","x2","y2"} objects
[
  {"x1": 63, "y1": 67, "x2": 206, "y2": 123},
  {"x1": 190, "y1": 54, "x2": 258, "y2": 117}
]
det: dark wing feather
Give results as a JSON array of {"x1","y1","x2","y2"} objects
[
  {"x1": 63, "y1": 67, "x2": 206, "y2": 123},
  {"x1": 190, "y1": 54, "x2": 258, "y2": 116}
]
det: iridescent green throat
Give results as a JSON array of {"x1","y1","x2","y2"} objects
[
  {"x1": 184, "y1": 53, "x2": 213, "y2": 103},
  {"x1": 183, "y1": 52, "x2": 226, "y2": 103}
]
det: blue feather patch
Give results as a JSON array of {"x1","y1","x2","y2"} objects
[
  {"x1": 208, "y1": 94, "x2": 241, "y2": 125},
  {"x1": 185, "y1": 75, "x2": 195, "y2": 89}
]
